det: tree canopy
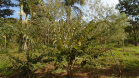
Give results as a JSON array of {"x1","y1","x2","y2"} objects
[
  {"x1": 116, "y1": 0, "x2": 139, "y2": 46},
  {"x1": 0, "y1": 0, "x2": 16, "y2": 18}
]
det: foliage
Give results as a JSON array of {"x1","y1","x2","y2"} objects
[
  {"x1": 116, "y1": 0, "x2": 139, "y2": 46},
  {"x1": 0, "y1": 0, "x2": 16, "y2": 18},
  {"x1": 0, "y1": 0, "x2": 138, "y2": 78}
]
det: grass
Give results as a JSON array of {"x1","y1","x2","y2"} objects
[
  {"x1": 0, "y1": 54, "x2": 13, "y2": 76},
  {"x1": 0, "y1": 44, "x2": 139, "y2": 78},
  {"x1": 93, "y1": 45, "x2": 139, "y2": 68},
  {"x1": 82, "y1": 44, "x2": 139, "y2": 77}
]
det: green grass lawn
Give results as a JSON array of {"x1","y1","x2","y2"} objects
[
  {"x1": 83, "y1": 45, "x2": 139, "y2": 77},
  {"x1": 0, "y1": 44, "x2": 139, "y2": 78}
]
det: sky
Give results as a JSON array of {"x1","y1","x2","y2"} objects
[
  {"x1": 9, "y1": 0, "x2": 20, "y2": 19},
  {"x1": 9, "y1": 0, "x2": 119, "y2": 19},
  {"x1": 101, "y1": 0, "x2": 119, "y2": 6}
]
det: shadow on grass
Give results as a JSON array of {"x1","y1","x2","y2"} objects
[
  {"x1": 71, "y1": 64, "x2": 139, "y2": 78},
  {"x1": 3, "y1": 62, "x2": 139, "y2": 78},
  {"x1": 31, "y1": 72, "x2": 67, "y2": 78},
  {"x1": 31, "y1": 65, "x2": 139, "y2": 78},
  {"x1": 86, "y1": 67, "x2": 139, "y2": 78}
]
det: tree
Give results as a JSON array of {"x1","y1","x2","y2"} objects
[
  {"x1": 53, "y1": 18, "x2": 85, "y2": 78},
  {"x1": 17, "y1": 0, "x2": 24, "y2": 52},
  {"x1": 116, "y1": 0, "x2": 139, "y2": 46},
  {"x1": 0, "y1": 18, "x2": 18, "y2": 53},
  {"x1": 62, "y1": 0, "x2": 85, "y2": 22},
  {"x1": 0, "y1": 0, "x2": 15, "y2": 18},
  {"x1": 17, "y1": 0, "x2": 45, "y2": 52}
]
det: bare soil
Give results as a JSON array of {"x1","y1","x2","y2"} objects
[{"x1": 31, "y1": 65, "x2": 139, "y2": 78}]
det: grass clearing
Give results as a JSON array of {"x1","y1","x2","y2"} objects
[{"x1": 0, "y1": 45, "x2": 139, "y2": 78}]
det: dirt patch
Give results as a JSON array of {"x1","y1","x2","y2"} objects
[
  {"x1": 31, "y1": 65, "x2": 139, "y2": 78},
  {"x1": 134, "y1": 53, "x2": 139, "y2": 56},
  {"x1": 4, "y1": 64, "x2": 139, "y2": 78},
  {"x1": 34, "y1": 64, "x2": 54, "y2": 74}
]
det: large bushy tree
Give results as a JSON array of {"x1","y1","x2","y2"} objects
[{"x1": 116, "y1": 0, "x2": 139, "y2": 46}]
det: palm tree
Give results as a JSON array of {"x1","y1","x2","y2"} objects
[
  {"x1": 17, "y1": 0, "x2": 45, "y2": 52},
  {"x1": 17, "y1": 0, "x2": 24, "y2": 52},
  {"x1": 59, "y1": 0, "x2": 85, "y2": 77},
  {"x1": 63, "y1": 0, "x2": 85, "y2": 22}
]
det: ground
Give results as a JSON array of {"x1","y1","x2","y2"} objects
[
  {"x1": 0, "y1": 44, "x2": 139, "y2": 78},
  {"x1": 32, "y1": 65, "x2": 139, "y2": 78}
]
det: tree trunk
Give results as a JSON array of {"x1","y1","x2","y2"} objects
[
  {"x1": 132, "y1": 19, "x2": 138, "y2": 46},
  {"x1": 19, "y1": 34, "x2": 23, "y2": 52},
  {"x1": 67, "y1": 63, "x2": 72, "y2": 78},
  {"x1": 24, "y1": 15, "x2": 28, "y2": 50},
  {"x1": 26, "y1": 50, "x2": 30, "y2": 78},
  {"x1": 67, "y1": 56, "x2": 73, "y2": 78},
  {"x1": 133, "y1": 25, "x2": 137, "y2": 46},
  {"x1": 19, "y1": 1, "x2": 23, "y2": 52},
  {"x1": 134, "y1": 35, "x2": 137, "y2": 46},
  {"x1": 123, "y1": 39, "x2": 125, "y2": 52},
  {"x1": 24, "y1": 41, "x2": 27, "y2": 50}
]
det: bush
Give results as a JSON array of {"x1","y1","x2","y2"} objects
[{"x1": 0, "y1": 49, "x2": 8, "y2": 54}]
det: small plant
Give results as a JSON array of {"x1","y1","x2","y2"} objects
[{"x1": 0, "y1": 49, "x2": 8, "y2": 54}]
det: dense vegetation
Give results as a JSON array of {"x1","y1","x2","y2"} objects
[{"x1": 0, "y1": 0, "x2": 139, "y2": 78}]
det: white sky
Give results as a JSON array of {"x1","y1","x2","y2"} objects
[
  {"x1": 9, "y1": 0, "x2": 119, "y2": 19},
  {"x1": 101, "y1": 0, "x2": 119, "y2": 6},
  {"x1": 79, "y1": 0, "x2": 119, "y2": 22}
]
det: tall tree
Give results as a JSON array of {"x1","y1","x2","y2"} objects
[
  {"x1": 17, "y1": 0, "x2": 45, "y2": 52},
  {"x1": 62, "y1": 0, "x2": 84, "y2": 22},
  {"x1": 17, "y1": 0, "x2": 24, "y2": 52},
  {"x1": 116, "y1": 0, "x2": 139, "y2": 46},
  {"x1": 0, "y1": 0, "x2": 15, "y2": 18}
]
